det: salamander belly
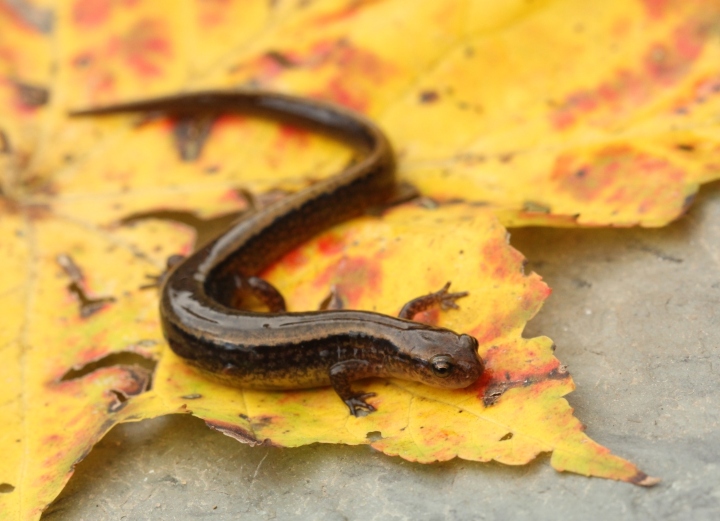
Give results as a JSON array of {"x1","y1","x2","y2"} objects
[
  {"x1": 187, "y1": 356, "x2": 333, "y2": 390},
  {"x1": 169, "y1": 331, "x2": 342, "y2": 390}
]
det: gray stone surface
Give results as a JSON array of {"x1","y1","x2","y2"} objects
[{"x1": 43, "y1": 183, "x2": 720, "y2": 521}]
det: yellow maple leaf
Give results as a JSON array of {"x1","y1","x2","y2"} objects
[{"x1": 8, "y1": 0, "x2": 716, "y2": 518}]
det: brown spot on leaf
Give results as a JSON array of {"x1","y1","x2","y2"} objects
[
  {"x1": 56, "y1": 253, "x2": 116, "y2": 318},
  {"x1": 265, "y1": 50, "x2": 298, "y2": 68},
  {"x1": 0, "y1": 129, "x2": 10, "y2": 153},
  {"x1": 14, "y1": 81, "x2": 49, "y2": 108},
  {"x1": 419, "y1": 90, "x2": 439, "y2": 103}
]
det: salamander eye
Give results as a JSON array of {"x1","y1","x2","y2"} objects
[{"x1": 431, "y1": 355, "x2": 454, "y2": 378}]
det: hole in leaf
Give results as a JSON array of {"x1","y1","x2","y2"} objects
[
  {"x1": 0, "y1": 483, "x2": 15, "y2": 494},
  {"x1": 366, "y1": 431, "x2": 383, "y2": 442},
  {"x1": 108, "y1": 390, "x2": 129, "y2": 413},
  {"x1": 61, "y1": 352, "x2": 156, "y2": 382},
  {"x1": 500, "y1": 432, "x2": 514, "y2": 441},
  {"x1": 110, "y1": 390, "x2": 128, "y2": 404},
  {"x1": 121, "y1": 208, "x2": 245, "y2": 250}
]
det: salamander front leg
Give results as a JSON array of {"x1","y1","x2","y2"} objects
[
  {"x1": 329, "y1": 360, "x2": 376, "y2": 416},
  {"x1": 398, "y1": 281, "x2": 468, "y2": 320}
]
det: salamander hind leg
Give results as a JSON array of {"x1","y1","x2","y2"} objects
[
  {"x1": 329, "y1": 360, "x2": 376, "y2": 416},
  {"x1": 398, "y1": 281, "x2": 468, "y2": 320},
  {"x1": 245, "y1": 276, "x2": 286, "y2": 312},
  {"x1": 215, "y1": 274, "x2": 287, "y2": 312}
]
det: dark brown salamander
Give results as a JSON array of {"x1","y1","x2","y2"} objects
[{"x1": 73, "y1": 92, "x2": 484, "y2": 416}]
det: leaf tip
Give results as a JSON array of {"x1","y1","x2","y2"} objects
[{"x1": 631, "y1": 472, "x2": 661, "y2": 487}]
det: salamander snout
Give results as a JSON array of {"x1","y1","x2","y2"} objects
[
  {"x1": 408, "y1": 329, "x2": 484, "y2": 389},
  {"x1": 459, "y1": 333, "x2": 478, "y2": 352},
  {"x1": 451, "y1": 334, "x2": 484, "y2": 387}
]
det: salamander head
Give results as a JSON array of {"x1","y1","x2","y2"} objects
[{"x1": 401, "y1": 328, "x2": 483, "y2": 388}]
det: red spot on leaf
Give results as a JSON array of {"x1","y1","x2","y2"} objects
[
  {"x1": 42, "y1": 434, "x2": 62, "y2": 446},
  {"x1": 316, "y1": 77, "x2": 369, "y2": 112},
  {"x1": 231, "y1": 53, "x2": 294, "y2": 82},
  {"x1": 231, "y1": 39, "x2": 393, "y2": 113},
  {"x1": 314, "y1": 256, "x2": 381, "y2": 306},
  {"x1": 274, "y1": 124, "x2": 311, "y2": 151},
  {"x1": 308, "y1": 1, "x2": 380, "y2": 27},
  {"x1": 218, "y1": 188, "x2": 245, "y2": 203},
  {"x1": 213, "y1": 113, "x2": 248, "y2": 133},
  {"x1": 267, "y1": 248, "x2": 308, "y2": 273},
  {"x1": 0, "y1": 46, "x2": 14, "y2": 66},
  {"x1": 481, "y1": 237, "x2": 524, "y2": 281},
  {"x1": 551, "y1": 20, "x2": 708, "y2": 130},
  {"x1": 117, "y1": 19, "x2": 173, "y2": 78},
  {"x1": 520, "y1": 277, "x2": 552, "y2": 313},
  {"x1": 673, "y1": 22, "x2": 705, "y2": 61},
  {"x1": 285, "y1": 249, "x2": 309, "y2": 269},
  {"x1": 479, "y1": 344, "x2": 565, "y2": 406},
  {"x1": 470, "y1": 320, "x2": 503, "y2": 346},
  {"x1": 644, "y1": 44, "x2": 682, "y2": 85},
  {"x1": 197, "y1": 0, "x2": 233, "y2": 27},
  {"x1": 70, "y1": 19, "x2": 173, "y2": 100},
  {"x1": 73, "y1": 346, "x2": 110, "y2": 368},
  {"x1": 316, "y1": 233, "x2": 345, "y2": 256},
  {"x1": 308, "y1": 41, "x2": 393, "y2": 111},
  {"x1": 552, "y1": 146, "x2": 685, "y2": 214},
  {"x1": 72, "y1": 0, "x2": 112, "y2": 27},
  {"x1": 640, "y1": 0, "x2": 670, "y2": 19}
]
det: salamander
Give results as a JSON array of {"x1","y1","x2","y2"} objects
[{"x1": 73, "y1": 92, "x2": 484, "y2": 416}]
